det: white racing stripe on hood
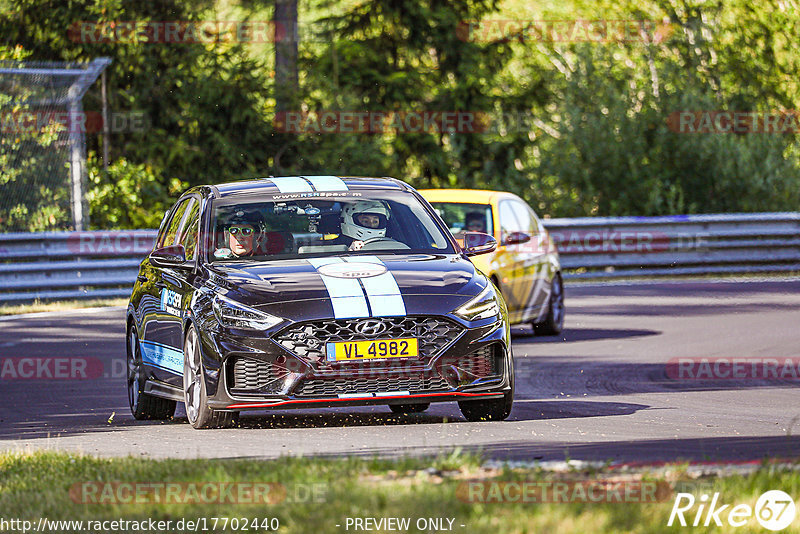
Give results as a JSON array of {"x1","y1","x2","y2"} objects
[
  {"x1": 343, "y1": 256, "x2": 406, "y2": 317},
  {"x1": 307, "y1": 256, "x2": 407, "y2": 318},
  {"x1": 307, "y1": 257, "x2": 369, "y2": 319}
]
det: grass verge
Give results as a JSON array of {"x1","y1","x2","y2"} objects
[
  {"x1": 1, "y1": 451, "x2": 799, "y2": 533},
  {"x1": 0, "y1": 298, "x2": 127, "y2": 316}
]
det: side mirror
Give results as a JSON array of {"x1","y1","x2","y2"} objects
[
  {"x1": 463, "y1": 232, "x2": 497, "y2": 257},
  {"x1": 150, "y1": 245, "x2": 188, "y2": 268},
  {"x1": 504, "y1": 231, "x2": 531, "y2": 246}
]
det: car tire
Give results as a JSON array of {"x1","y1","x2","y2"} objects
[
  {"x1": 533, "y1": 273, "x2": 564, "y2": 336},
  {"x1": 389, "y1": 403, "x2": 430, "y2": 414},
  {"x1": 183, "y1": 325, "x2": 239, "y2": 429},
  {"x1": 458, "y1": 349, "x2": 514, "y2": 422},
  {"x1": 458, "y1": 391, "x2": 513, "y2": 422},
  {"x1": 127, "y1": 325, "x2": 176, "y2": 420}
]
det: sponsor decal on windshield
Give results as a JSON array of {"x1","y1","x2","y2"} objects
[{"x1": 270, "y1": 192, "x2": 361, "y2": 200}]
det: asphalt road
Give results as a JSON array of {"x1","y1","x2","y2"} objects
[{"x1": 2, "y1": 279, "x2": 799, "y2": 463}]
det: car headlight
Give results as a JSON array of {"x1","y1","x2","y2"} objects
[
  {"x1": 454, "y1": 284, "x2": 501, "y2": 321},
  {"x1": 212, "y1": 294, "x2": 283, "y2": 330}
]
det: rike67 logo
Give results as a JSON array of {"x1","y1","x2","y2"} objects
[{"x1": 668, "y1": 490, "x2": 796, "y2": 531}]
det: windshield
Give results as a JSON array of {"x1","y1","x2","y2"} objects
[
  {"x1": 210, "y1": 191, "x2": 455, "y2": 261},
  {"x1": 429, "y1": 202, "x2": 494, "y2": 236}
]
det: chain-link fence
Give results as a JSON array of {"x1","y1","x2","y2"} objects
[{"x1": 0, "y1": 58, "x2": 110, "y2": 232}]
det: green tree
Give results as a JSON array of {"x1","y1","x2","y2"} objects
[
  {"x1": 0, "y1": 0, "x2": 279, "y2": 229},
  {"x1": 518, "y1": 0, "x2": 800, "y2": 215},
  {"x1": 277, "y1": 0, "x2": 526, "y2": 191}
]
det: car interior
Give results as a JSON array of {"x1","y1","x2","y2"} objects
[{"x1": 211, "y1": 199, "x2": 446, "y2": 260}]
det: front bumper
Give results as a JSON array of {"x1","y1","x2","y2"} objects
[
  {"x1": 223, "y1": 391, "x2": 506, "y2": 411},
  {"x1": 202, "y1": 315, "x2": 513, "y2": 412}
]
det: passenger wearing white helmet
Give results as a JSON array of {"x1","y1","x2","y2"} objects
[{"x1": 340, "y1": 200, "x2": 390, "y2": 251}]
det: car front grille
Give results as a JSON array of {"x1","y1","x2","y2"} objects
[
  {"x1": 275, "y1": 316, "x2": 464, "y2": 364},
  {"x1": 293, "y1": 374, "x2": 452, "y2": 398},
  {"x1": 229, "y1": 357, "x2": 289, "y2": 395},
  {"x1": 228, "y1": 345, "x2": 502, "y2": 399}
]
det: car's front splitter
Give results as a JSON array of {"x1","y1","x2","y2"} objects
[{"x1": 219, "y1": 390, "x2": 505, "y2": 411}]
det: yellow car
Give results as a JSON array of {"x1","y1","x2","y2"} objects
[{"x1": 419, "y1": 189, "x2": 564, "y2": 335}]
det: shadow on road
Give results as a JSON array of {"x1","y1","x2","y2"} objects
[
  {"x1": 515, "y1": 358, "x2": 800, "y2": 397},
  {"x1": 0, "y1": 390, "x2": 650, "y2": 440},
  {"x1": 562, "y1": 279, "x2": 800, "y2": 317},
  {"x1": 193, "y1": 398, "x2": 651, "y2": 429},
  {"x1": 243, "y1": 433, "x2": 800, "y2": 464},
  {"x1": 566, "y1": 279, "x2": 800, "y2": 299},
  {"x1": 509, "y1": 399, "x2": 648, "y2": 420},
  {"x1": 569, "y1": 301, "x2": 800, "y2": 317},
  {"x1": 477, "y1": 433, "x2": 800, "y2": 463},
  {"x1": 511, "y1": 327, "x2": 660, "y2": 342},
  {"x1": 192, "y1": 411, "x2": 453, "y2": 429},
  {"x1": 1, "y1": 357, "x2": 795, "y2": 440}
]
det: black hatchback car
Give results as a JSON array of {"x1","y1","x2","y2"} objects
[{"x1": 127, "y1": 176, "x2": 514, "y2": 428}]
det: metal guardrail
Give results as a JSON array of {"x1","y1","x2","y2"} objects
[
  {"x1": 0, "y1": 231, "x2": 156, "y2": 302},
  {"x1": 545, "y1": 212, "x2": 800, "y2": 279},
  {"x1": 0, "y1": 213, "x2": 798, "y2": 302}
]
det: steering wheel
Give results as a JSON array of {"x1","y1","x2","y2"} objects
[{"x1": 361, "y1": 237, "x2": 410, "y2": 251}]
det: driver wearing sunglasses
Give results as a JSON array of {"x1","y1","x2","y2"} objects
[
  {"x1": 227, "y1": 224, "x2": 256, "y2": 256},
  {"x1": 224, "y1": 210, "x2": 264, "y2": 258}
]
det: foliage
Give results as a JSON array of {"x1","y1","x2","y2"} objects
[
  {"x1": 514, "y1": 0, "x2": 800, "y2": 215},
  {"x1": 0, "y1": 0, "x2": 799, "y2": 229},
  {"x1": 0, "y1": 44, "x2": 75, "y2": 231},
  {"x1": 85, "y1": 155, "x2": 186, "y2": 229},
  {"x1": 0, "y1": 0, "x2": 277, "y2": 230}
]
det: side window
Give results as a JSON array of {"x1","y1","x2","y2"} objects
[
  {"x1": 429, "y1": 203, "x2": 493, "y2": 236},
  {"x1": 528, "y1": 206, "x2": 542, "y2": 235},
  {"x1": 177, "y1": 198, "x2": 201, "y2": 260},
  {"x1": 498, "y1": 201, "x2": 523, "y2": 243},
  {"x1": 154, "y1": 210, "x2": 172, "y2": 249},
  {"x1": 510, "y1": 201, "x2": 538, "y2": 236},
  {"x1": 158, "y1": 199, "x2": 190, "y2": 248}
]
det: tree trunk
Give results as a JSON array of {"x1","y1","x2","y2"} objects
[{"x1": 275, "y1": 0, "x2": 298, "y2": 112}]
